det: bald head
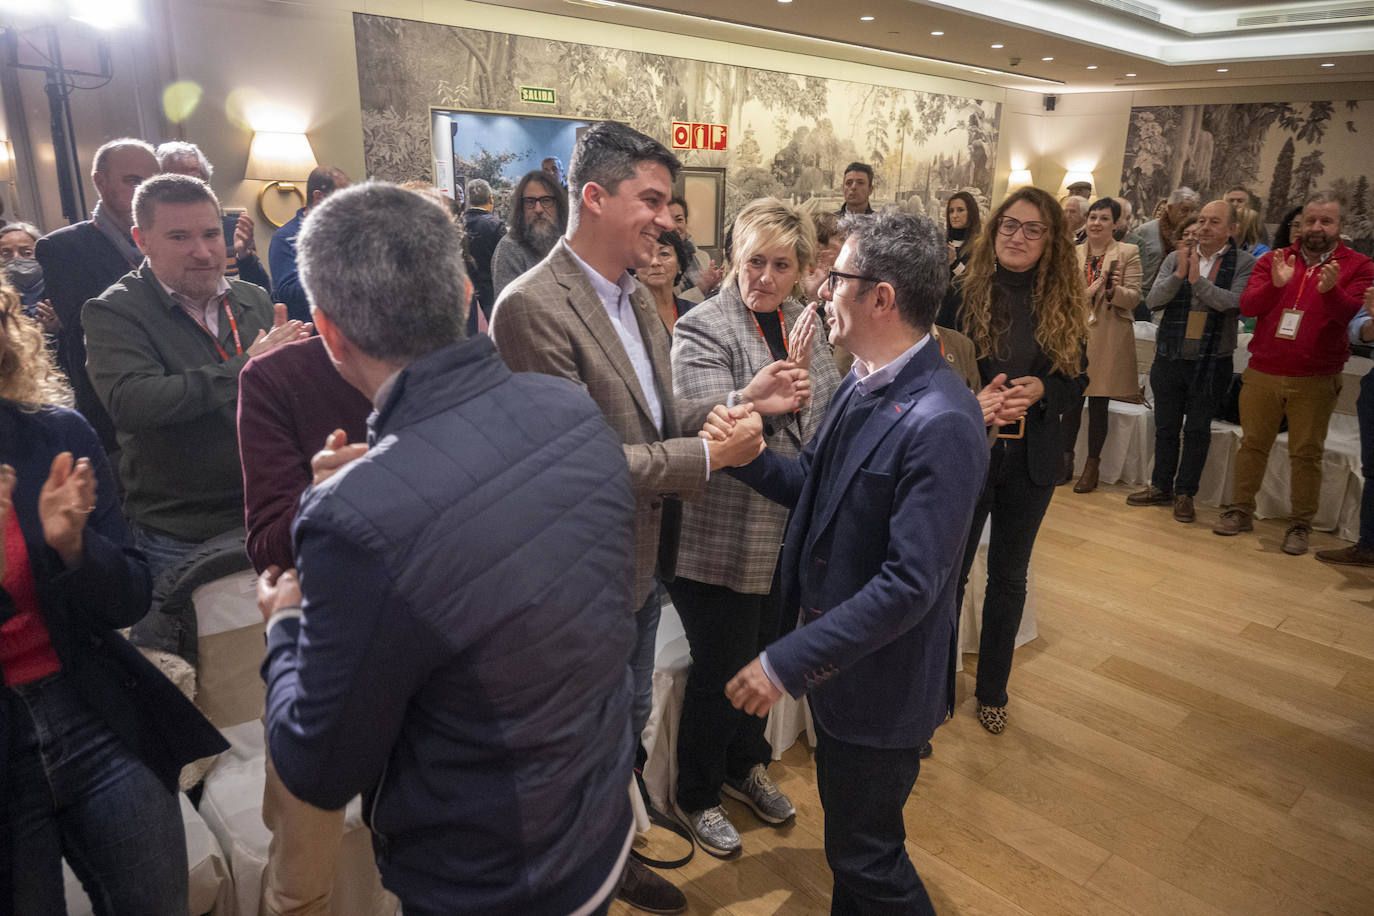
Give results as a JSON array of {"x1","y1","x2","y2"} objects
[{"x1": 1194, "y1": 200, "x2": 1235, "y2": 256}]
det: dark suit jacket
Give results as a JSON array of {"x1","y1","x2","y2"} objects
[
  {"x1": 35, "y1": 221, "x2": 141, "y2": 453},
  {"x1": 463, "y1": 208, "x2": 505, "y2": 326},
  {"x1": 732, "y1": 340, "x2": 989, "y2": 749},
  {"x1": 490, "y1": 238, "x2": 713, "y2": 605}
]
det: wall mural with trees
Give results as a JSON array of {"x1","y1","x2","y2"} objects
[
  {"x1": 354, "y1": 13, "x2": 1001, "y2": 226},
  {"x1": 1119, "y1": 99, "x2": 1373, "y2": 255}
]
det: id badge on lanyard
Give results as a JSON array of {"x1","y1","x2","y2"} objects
[{"x1": 1276, "y1": 264, "x2": 1313, "y2": 341}]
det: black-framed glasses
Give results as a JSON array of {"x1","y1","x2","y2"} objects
[
  {"x1": 826, "y1": 268, "x2": 880, "y2": 293},
  {"x1": 521, "y1": 195, "x2": 557, "y2": 210},
  {"x1": 996, "y1": 216, "x2": 1049, "y2": 241}
]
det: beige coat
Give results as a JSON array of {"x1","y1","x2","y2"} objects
[{"x1": 1077, "y1": 240, "x2": 1142, "y2": 399}]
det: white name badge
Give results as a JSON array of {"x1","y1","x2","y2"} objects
[{"x1": 1276, "y1": 309, "x2": 1303, "y2": 340}]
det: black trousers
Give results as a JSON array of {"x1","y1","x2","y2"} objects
[
  {"x1": 1150, "y1": 354, "x2": 1232, "y2": 497},
  {"x1": 814, "y1": 721, "x2": 934, "y2": 915},
  {"x1": 956, "y1": 439, "x2": 1055, "y2": 707},
  {"x1": 666, "y1": 572, "x2": 784, "y2": 812}
]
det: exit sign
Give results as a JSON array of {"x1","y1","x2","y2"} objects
[
  {"x1": 519, "y1": 86, "x2": 556, "y2": 105},
  {"x1": 671, "y1": 122, "x2": 728, "y2": 151}
]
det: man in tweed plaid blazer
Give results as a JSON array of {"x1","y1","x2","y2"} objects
[{"x1": 489, "y1": 122, "x2": 808, "y2": 914}]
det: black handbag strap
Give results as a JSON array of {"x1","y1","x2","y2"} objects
[{"x1": 629, "y1": 768, "x2": 695, "y2": 869}]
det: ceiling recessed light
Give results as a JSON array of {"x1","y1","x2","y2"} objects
[
  {"x1": 1086, "y1": 65, "x2": 1097, "y2": 70},
  {"x1": 1217, "y1": 67, "x2": 1229, "y2": 72},
  {"x1": 930, "y1": 30, "x2": 944, "y2": 36},
  {"x1": 860, "y1": 15, "x2": 874, "y2": 20},
  {"x1": 990, "y1": 43, "x2": 1004, "y2": 49},
  {"x1": 1322, "y1": 62, "x2": 1335, "y2": 67},
  {"x1": 1041, "y1": 56, "x2": 1053, "y2": 61},
  {"x1": 1125, "y1": 73, "x2": 1136, "y2": 77}
]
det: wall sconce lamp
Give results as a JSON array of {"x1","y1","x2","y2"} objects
[
  {"x1": 1008, "y1": 169, "x2": 1034, "y2": 190},
  {"x1": 245, "y1": 130, "x2": 317, "y2": 227}
]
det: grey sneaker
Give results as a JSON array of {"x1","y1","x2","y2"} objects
[
  {"x1": 722, "y1": 764, "x2": 796, "y2": 825},
  {"x1": 673, "y1": 803, "x2": 741, "y2": 858}
]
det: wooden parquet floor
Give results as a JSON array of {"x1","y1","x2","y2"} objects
[{"x1": 611, "y1": 482, "x2": 1374, "y2": 915}]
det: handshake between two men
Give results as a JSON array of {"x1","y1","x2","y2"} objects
[
  {"x1": 698, "y1": 297, "x2": 820, "y2": 469},
  {"x1": 697, "y1": 358, "x2": 814, "y2": 470}
]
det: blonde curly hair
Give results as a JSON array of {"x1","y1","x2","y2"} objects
[
  {"x1": 957, "y1": 186, "x2": 1088, "y2": 376},
  {"x1": 0, "y1": 282, "x2": 72, "y2": 409}
]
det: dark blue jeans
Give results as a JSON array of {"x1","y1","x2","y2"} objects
[
  {"x1": 630, "y1": 585, "x2": 664, "y2": 744},
  {"x1": 1360, "y1": 370, "x2": 1374, "y2": 548},
  {"x1": 131, "y1": 523, "x2": 203, "y2": 591},
  {"x1": 813, "y1": 721, "x2": 933, "y2": 916},
  {"x1": 956, "y1": 439, "x2": 1055, "y2": 708},
  {"x1": 1150, "y1": 354, "x2": 1232, "y2": 497},
  {"x1": 3, "y1": 673, "x2": 188, "y2": 915}
]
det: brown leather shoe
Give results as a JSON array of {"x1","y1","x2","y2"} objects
[
  {"x1": 1212, "y1": 507, "x2": 1253, "y2": 536},
  {"x1": 618, "y1": 858, "x2": 687, "y2": 914},
  {"x1": 1073, "y1": 457, "x2": 1100, "y2": 493},
  {"x1": 1315, "y1": 544, "x2": 1374, "y2": 567},
  {"x1": 1127, "y1": 485, "x2": 1173, "y2": 506},
  {"x1": 1282, "y1": 523, "x2": 1311, "y2": 556},
  {"x1": 1173, "y1": 494, "x2": 1195, "y2": 523}
]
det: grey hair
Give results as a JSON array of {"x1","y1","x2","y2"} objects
[
  {"x1": 132, "y1": 173, "x2": 219, "y2": 230},
  {"x1": 841, "y1": 206, "x2": 946, "y2": 331},
  {"x1": 298, "y1": 181, "x2": 467, "y2": 362},
  {"x1": 1063, "y1": 196, "x2": 1089, "y2": 213},
  {"x1": 1168, "y1": 187, "x2": 1199, "y2": 205},
  {"x1": 155, "y1": 141, "x2": 213, "y2": 181},
  {"x1": 465, "y1": 178, "x2": 492, "y2": 208},
  {"x1": 1114, "y1": 197, "x2": 1133, "y2": 219},
  {"x1": 1304, "y1": 190, "x2": 1341, "y2": 211},
  {"x1": 568, "y1": 121, "x2": 679, "y2": 218},
  {"x1": 0, "y1": 221, "x2": 41, "y2": 242},
  {"x1": 91, "y1": 138, "x2": 155, "y2": 175}
]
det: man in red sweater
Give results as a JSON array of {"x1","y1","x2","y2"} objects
[
  {"x1": 1216, "y1": 193, "x2": 1374, "y2": 554},
  {"x1": 237, "y1": 336, "x2": 370, "y2": 915}
]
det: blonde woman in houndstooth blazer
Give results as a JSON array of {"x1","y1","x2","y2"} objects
[{"x1": 666, "y1": 198, "x2": 842, "y2": 857}]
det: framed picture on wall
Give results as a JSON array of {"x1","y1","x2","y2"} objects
[{"x1": 675, "y1": 167, "x2": 726, "y2": 265}]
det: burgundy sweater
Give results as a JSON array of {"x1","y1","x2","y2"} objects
[{"x1": 237, "y1": 336, "x2": 372, "y2": 572}]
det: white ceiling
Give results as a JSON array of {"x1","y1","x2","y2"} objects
[{"x1": 486, "y1": 0, "x2": 1374, "y2": 92}]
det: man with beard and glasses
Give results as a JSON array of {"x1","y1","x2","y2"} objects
[
  {"x1": 1217, "y1": 192, "x2": 1374, "y2": 555},
  {"x1": 492, "y1": 170, "x2": 567, "y2": 301}
]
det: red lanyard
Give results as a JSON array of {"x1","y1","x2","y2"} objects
[
  {"x1": 184, "y1": 294, "x2": 243, "y2": 360},
  {"x1": 751, "y1": 307, "x2": 788, "y2": 356}
]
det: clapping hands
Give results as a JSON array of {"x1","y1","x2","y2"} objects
[
  {"x1": 37, "y1": 452, "x2": 97, "y2": 569},
  {"x1": 1270, "y1": 250, "x2": 1297, "y2": 288},
  {"x1": 787, "y1": 307, "x2": 817, "y2": 372},
  {"x1": 976, "y1": 373, "x2": 1045, "y2": 428}
]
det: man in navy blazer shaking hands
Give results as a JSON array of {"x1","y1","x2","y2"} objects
[{"x1": 722, "y1": 209, "x2": 989, "y2": 914}]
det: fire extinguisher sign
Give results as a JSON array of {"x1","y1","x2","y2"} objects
[{"x1": 671, "y1": 122, "x2": 728, "y2": 151}]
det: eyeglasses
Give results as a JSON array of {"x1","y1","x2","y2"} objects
[
  {"x1": 522, "y1": 195, "x2": 557, "y2": 210},
  {"x1": 826, "y1": 268, "x2": 880, "y2": 293},
  {"x1": 996, "y1": 216, "x2": 1049, "y2": 241}
]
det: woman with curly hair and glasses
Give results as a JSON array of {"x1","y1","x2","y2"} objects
[
  {"x1": 0, "y1": 285, "x2": 225, "y2": 911},
  {"x1": 946, "y1": 187, "x2": 1088, "y2": 734}
]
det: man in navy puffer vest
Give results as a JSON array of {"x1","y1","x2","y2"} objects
[{"x1": 256, "y1": 181, "x2": 638, "y2": 916}]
